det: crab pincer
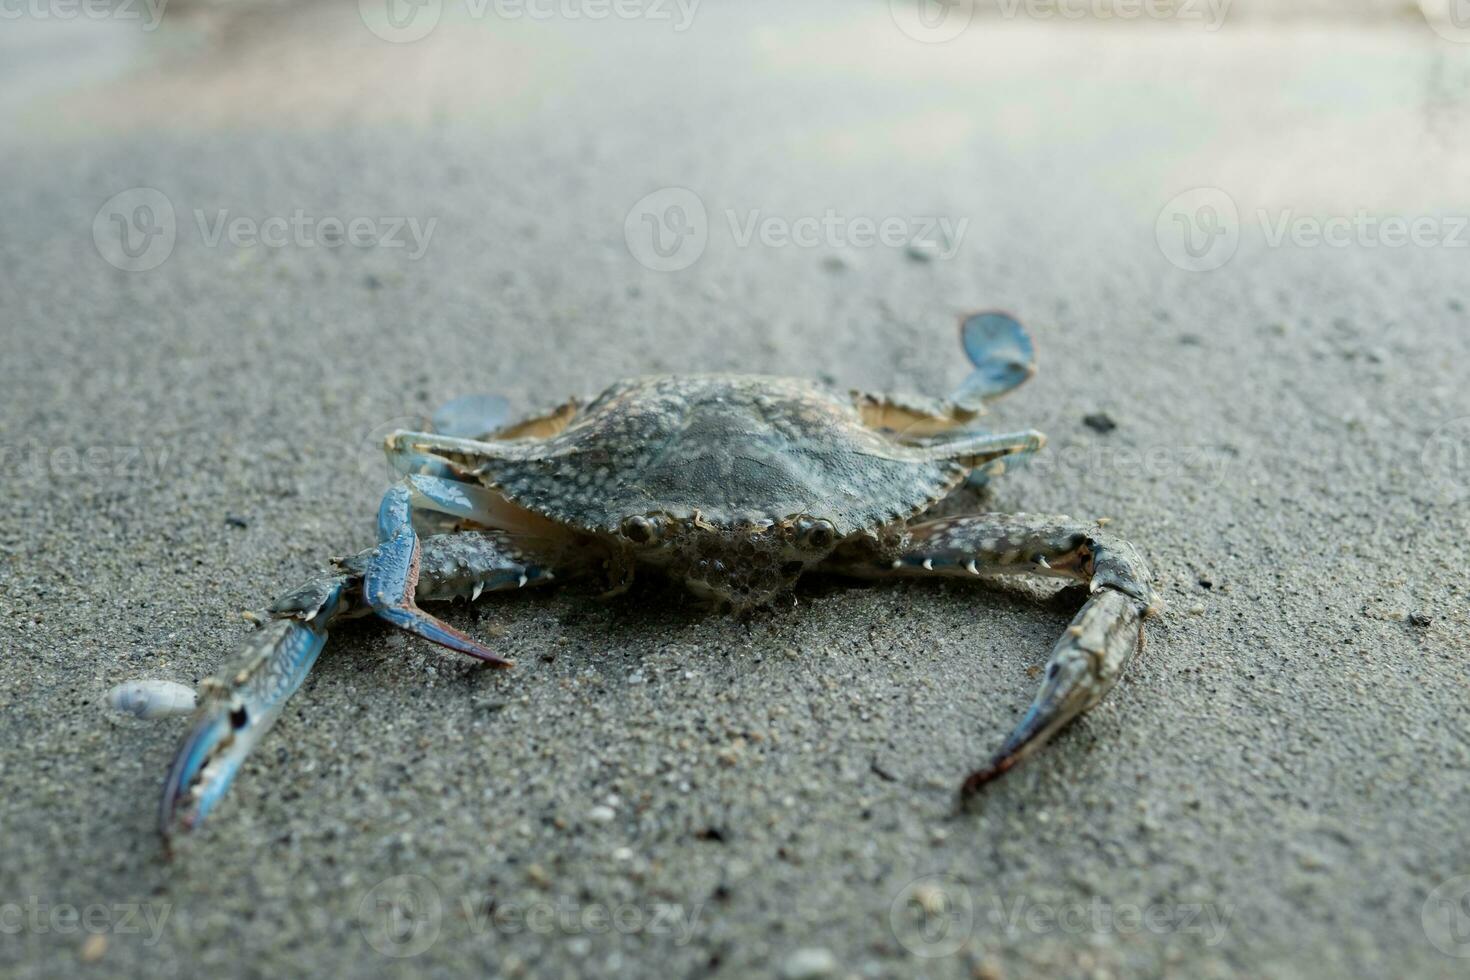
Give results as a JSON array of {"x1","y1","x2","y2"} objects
[
  {"x1": 160, "y1": 603, "x2": 338, "y2": 838},
  {"x1": 960, "y1": 588, "x2": 1152, "y2": 794}
]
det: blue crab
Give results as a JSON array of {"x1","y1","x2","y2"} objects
[{"x1": 156, "y1": 313, "x2": 1158, "y2": 838}]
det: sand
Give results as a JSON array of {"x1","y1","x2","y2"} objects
[{"x1": 1, "y1": 3, "x2": 1467, "y2": 976}]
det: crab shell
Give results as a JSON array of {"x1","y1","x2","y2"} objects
[{"x1": 398, "y1": 374, "x2": 1041, "y2": 608}]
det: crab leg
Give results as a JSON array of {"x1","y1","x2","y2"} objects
[
  {"x1": 365, "y1": 483, "x2": 517, "y2": 664},
  {"x1": 159, "y1": 527, "x2": 562, "y2": 839},
  {"x1": 831, "y1": 513, "x2": 1158, "y2": 794},
  {"x1": 952, "y1": 311, "x2": 1036, "y2": 407}
]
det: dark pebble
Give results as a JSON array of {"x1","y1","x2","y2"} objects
[
  {"x1": 1083, "y1": 413, "x2": 1117, "y2": 434},
  {"x1": 1409, "y1": 612, "x2": 1432, "y2": 628},
  {"x1": 225, "y1": 514, "x2": 250, "y2": 529}
]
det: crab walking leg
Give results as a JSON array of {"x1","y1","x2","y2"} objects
[
  {"x1": 835, "y1": 513, "x2": 1158, "y2": 793},
  {"x1": 160, "y1": 531, "x2": 559, "y2": 838},
  {"x1": 367, "y1": 478, "x2": 567, "y2": 664}
]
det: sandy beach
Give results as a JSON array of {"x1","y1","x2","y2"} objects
[{"x1": 1, "y1": 2, "x2": 1468, "y2": 976}]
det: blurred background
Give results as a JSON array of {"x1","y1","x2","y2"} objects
[{"x1": 2, "y1": 2, "x2": 1468, "y2": 978}]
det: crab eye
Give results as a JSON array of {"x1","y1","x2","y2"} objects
[
  {"x1": 620, "y1": 515, "x2": 661, "y2": 544},
  {"x1": 795, "y1": 517, "x2": 836, "y2": 551}
]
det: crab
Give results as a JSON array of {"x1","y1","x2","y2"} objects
[{"x1": 156, "y1": 312, "x2": 1159, "y2": 839}]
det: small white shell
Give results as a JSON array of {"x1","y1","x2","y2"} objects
[{"x1": 107, "y1": 680, "x2": 197, "y2": 719}]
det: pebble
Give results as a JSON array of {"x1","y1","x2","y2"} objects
[
  {"x1": 1083, "y1": 412, "x2": 1117, "y2": 434},
  {"x1": 106, "y1": 680, "x2": 197, "y2": 719},
  {"x1": 781, "y1": 947, "x2": 838, "y2": 979},
  {"x1": 80, "y1": 934, "x2": 107, "y2": 963},
  {"x1": 587, "y1": 804, "x2": 616, "y2": 824}
]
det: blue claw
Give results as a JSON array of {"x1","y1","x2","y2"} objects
[
  {"x1": 954, "y1": 311, "x2": 1036, "y2": 406},
  {"x1": 432, "y1": 394, "x2": 511, "y2": 439},
  {"x1": 405, "y1": 474, "x2": 492, "y2": 523},
  {"x1": 160, "y1": 617, "x2": 330, "y2": 839}
]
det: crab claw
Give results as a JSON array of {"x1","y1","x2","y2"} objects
[
  {"x1": 959, "y1": 655, "x2": 1094, "y2": 792},
  {"x1": 961, "y1": 588, "x2": 1145, "y2": 795},
  {"x1": 160, "y1": 617, "x2": 328, "y2": 839}
]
